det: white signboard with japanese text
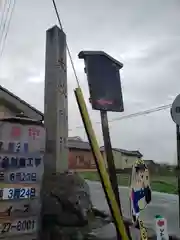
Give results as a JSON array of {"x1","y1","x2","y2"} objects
[{"x1": 0, "y1": 117, "x2": 45, "y2": 239}]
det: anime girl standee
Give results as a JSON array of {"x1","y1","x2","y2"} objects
[{"x1": 130, "y1": 159, "x2": 152, "y2": 226}]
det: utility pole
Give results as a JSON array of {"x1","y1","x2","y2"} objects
[{"x1": 44, "y1": 25, "x2": 68, "y2": 174}]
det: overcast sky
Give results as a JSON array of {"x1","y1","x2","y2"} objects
[{"x1": 0, "y1": 0, "x2": 180, "y2": 163}]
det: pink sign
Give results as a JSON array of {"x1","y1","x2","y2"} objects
[
  {"x1": 11, "y1": 127, "x2": 21, "y2": 137},
  {"x1": 28, "y1": 128, "x2": 40, "y2": 140}
]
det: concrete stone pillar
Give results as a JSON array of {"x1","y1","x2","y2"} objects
[{"x1": 44, "y1": 25, "x2": 68, "y2": 173}]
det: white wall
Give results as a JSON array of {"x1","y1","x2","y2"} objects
[
  {"x1": 112, "y1": 150, "x2": 123, "y2": 169},
  {"x1": 121, "y1": 155, "x2": 141, "y2": 169},
  {"x1": 101, "y1": 149, "x2": 141, "y2": 170},
  {"x1": 101, "y1": 150, "x2": 123, "y2": 169}
]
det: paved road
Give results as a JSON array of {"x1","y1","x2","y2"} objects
[{"x1": 87, "y1": 181, "x2": 180, "y2": 238}]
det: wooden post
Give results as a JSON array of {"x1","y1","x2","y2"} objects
[
  {"x1": 44, "y1": 25, "x2": 68, "y2": 174},
  {"x1": 100, "y1": 110, "x2": 132, "y2": 240},
  {"x1": 100, "y1": 110, "x2": 121, "y2": 208}
]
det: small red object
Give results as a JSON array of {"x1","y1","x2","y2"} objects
[
  {"x1": 28, "y1": 128, "x2": 40, "y2": 140},
  {"x1": 96, "y1": 99, "x2": 113, "y2": 105},
  {"x1": 11, "y1": 127, "x2": 21, "y2": 137},
  {"x1": 157, "y1": 219, "x2": 165, "y2": 227}
]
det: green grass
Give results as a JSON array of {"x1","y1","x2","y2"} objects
[
  {"x1": 79, "y1": 172, "x2": 100, "y2": 181},
  {"x1": 79, "y1": 171, "x2": 177, "y2": 194}
]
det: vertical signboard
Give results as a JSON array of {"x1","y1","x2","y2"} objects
[
  {"x1": 78, "y1": 51, "x2": 124, "y2": 112},
  {"x1": 0, "y1": 117, "x2": 45, "y2": 240}
]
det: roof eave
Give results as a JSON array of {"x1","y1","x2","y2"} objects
[
  {"x1": 78, "y1": 50, "x2": 123, "y2": 69},
  {"x1": 0, "y1": 85, "x2": 44, "y2": 121}
]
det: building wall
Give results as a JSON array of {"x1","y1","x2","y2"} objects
[
  {"x1": 101, "y1": 150, "x2": 123, "y2": 169},
  {"x1": 68, "y1": 148, "x2": 96, "y2": 170},
  {"x1": 113, "y1": 150, "x2": 123, "y2": 169},
  {"x1": 121, "y1": 155, "x2": 141, "y2": 169},
  {"x1": 0, "y1": 105, "x2": 15, "y2": 119},
  {"x1": 101, "y1": 150, "x2": 141, "y2": 170},
  {"x1": 0, "y1": 88, "x2": 43, "y2": 121}
]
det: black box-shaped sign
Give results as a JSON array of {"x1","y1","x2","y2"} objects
[{"x1": 78, "y1": 51, "x2": 124, "y2": 112}]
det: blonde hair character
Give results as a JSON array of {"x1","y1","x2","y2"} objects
[{"x1": 129, "y1": 159, "x2": 152, "y2": 224}]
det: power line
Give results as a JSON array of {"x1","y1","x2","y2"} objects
[
  {"x1": 68, "y1": 103, "x2": 171, "y2": 131},
  {"x1": 0, "y1": 0, "x2": 12, "y2": 49},
  {"x1": 50, "y1": 1, "x2": 172, "y2": 132},
  {"x1": 52, "y1": 0, "x2": 80, "y2": 87},
  {"x1": 0, "y1": 0, "x2": 16, "y2": 59},
  {"x1": 108, "y1": 103, "x2": 171, "y2": 123},
  {"x1": 0, "y1": 0, "x2": 8, "y2": 38}
]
